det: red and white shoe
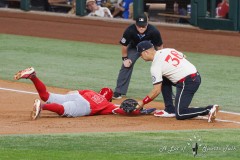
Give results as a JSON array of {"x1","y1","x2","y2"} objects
[
  {"x1": 154, "y1": 110, "x2": 176, "y2": 118},
  {"x1": 208, "y1": 105, "x2": 219, "y2": 123},
  {"x1": 14, "y1": 67, "x2": 36, "y2": 80},
  {"x1": 31, "y1": 99, "x2": 42, "y2": 120}
]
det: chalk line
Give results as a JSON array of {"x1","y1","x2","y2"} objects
[
  {"x1": 197, "y1": 116, "x2": 240, "y2": 125},
  {"x1": 0, "y1": 87, "x2": 37, "y2": 95}
]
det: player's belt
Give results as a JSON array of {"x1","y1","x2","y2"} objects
[{"x1": 178, "y1": 72, "x2": 198, "y2": 83}]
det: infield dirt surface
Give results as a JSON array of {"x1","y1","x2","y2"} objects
[{"x1": 0, "y1": 10, "x2": 240, "y2": 135}]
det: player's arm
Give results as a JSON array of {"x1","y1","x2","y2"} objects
[{"x1": 137, "y1": 83, "x2": 162, "y2": 109}]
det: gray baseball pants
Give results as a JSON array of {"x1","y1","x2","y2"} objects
[{"x1": 115, "y1": 47, "x2": 140, "y2": 95}]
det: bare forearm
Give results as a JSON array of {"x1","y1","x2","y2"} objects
[
  {"x1": 137, "y1": 83, "x2": 162, "y2": 109},
  {"x1": 121, "y1": 46, "x2": 128, "y2": 57}
]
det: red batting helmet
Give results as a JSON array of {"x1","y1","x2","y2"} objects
[{"x1": 99, "y1": 87, "x2": 113, "y2": 102}]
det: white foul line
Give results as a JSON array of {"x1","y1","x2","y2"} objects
[
  {"x1": 1, "y1": 87, "x2": 240, "y2": 125},
  {"x1": 219, "y1": 110, "x2": 240, "y2": 116},
  {"x1": 0, "y1": 87, "x2": 38, "y2": 95},
  {"x1": 215, "y1": 118, "x2": 240, "y2": 124},
  {"x1": 197, "y1": 116, "x2": 240, "y2": 125}
]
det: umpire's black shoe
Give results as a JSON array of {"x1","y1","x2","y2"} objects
[{"x1": 113, "y1": 92, "x2": 122, "y2": 99}]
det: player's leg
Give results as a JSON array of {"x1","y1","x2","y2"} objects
[
  {"x1": 114, "y1": 47, "x2": 140, "y2": 99},
  {"x1": 175, "y1": 74, "x2": 211, "y2": 120},
  {"x1": 43, "y1": 93, "x2": 91, "y2": 117},
  {"x1": 61, "y1": 95, "x2": 91, "y2": 117},
  {"x1": 42, "y1": 103, "x2": 65, "y2": 115},
  {"x1": 161, "y1": 77, "x2": 175, "y2": 114},
  {"x1": 154, "y1": 77, "x2": 176, "y2": 117},
  {"x1": 30, "y1": 75, "x2": 50, "y2": 102},
  {"x1": 14, "y1": 67, "x2": 50, "y2": 102},
  {"x1": 31, "y1": 99, "x2": 65, "y2": 120},
  {"x1": 32, "y1": 93, "x2": 91, "y2": 119}
]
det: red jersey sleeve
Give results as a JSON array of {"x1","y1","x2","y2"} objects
[{"x1": 112, "y1": 108, "x2": 141, "y2": 115}]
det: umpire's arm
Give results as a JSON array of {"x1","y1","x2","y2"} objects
[{"x1": 121, "y1": 45, "x2": 128, "y2": 58}]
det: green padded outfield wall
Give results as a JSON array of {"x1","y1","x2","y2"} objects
[
  {"x1": 238, "y1": 0, "x2": 240, "y2": 30},
  {"x1": 76, "y1": 0, "x2": 87, "y2": 16},
  {"x1": 133, "y1": 0, "x2": 144, "y2": 20},
  {"x1": 20, "y1": 0, "x2": 30, "y2": 11},
  {"x1": 191, "y1": 0, "x2": 240, "y2": 31}
]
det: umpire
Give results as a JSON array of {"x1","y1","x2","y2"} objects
[{"x1": 113, "y1": 13, "x2": 163, "y2": 99}]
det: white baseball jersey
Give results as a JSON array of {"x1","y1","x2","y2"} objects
[
  {"x1": 88, "y1": 7, "x2": 113, "y2": 18},
  {"x1": 151, "y1": 48, "x2": 197, "y2": 84}
]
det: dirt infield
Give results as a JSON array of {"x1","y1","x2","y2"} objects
[{"x1": 0, "y1": 9, "x2": 240, "y2": 135}]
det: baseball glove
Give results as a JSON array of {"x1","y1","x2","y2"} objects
[{"x1": 120, "y1": 99, "x2": 138, "y2": 114}]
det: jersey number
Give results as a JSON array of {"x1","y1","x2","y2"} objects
[{"x1": 165, "y1": 50, "x2": 183, "y2": 67}]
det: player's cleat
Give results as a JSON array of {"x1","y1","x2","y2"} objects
[
  {"x1": 14, "y1": 67, "x2": 36, "y2": 80},
  {"x1": 140, "y1": 108, "x2": 156, "y2": 115},
  {"x1": 154, "y1": 110, "x2": 176, "y2": 118},
  {"x1": 208, "y1": 104, "x2": 219, "y2": 123},
  {"x1": 113, "y1": 92, "x2": 122, "y2": 99},
  {"x1": 31, "y1": 99, "x2": 42, "y2": 120}
]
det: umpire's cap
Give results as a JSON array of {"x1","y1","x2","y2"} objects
[
  {"x1": 136, "y1": 13, "x2": 148, "y2": 27},
  {"x1": 137, "y1": 41, "x2": 154, "y2": 54}
]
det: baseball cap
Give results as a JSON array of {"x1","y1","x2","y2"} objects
[
  {"x1": 136, "y1": 13, "x2": 148, "y2": 27},
  {"x1": 86, "y1": 0, "x2": 95, "y2": 5},
  {"x1": 137, "y1": 41, "x2": 154, "y2": 53}
]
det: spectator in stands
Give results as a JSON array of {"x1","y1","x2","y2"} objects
[
  {"x1": 112, "y1": 0, "x2": 123, "y2": 18},
  {"x1": 86, "y1": 0, "x2": 113, "y2": 18},
  {"x1": 216, "y1": 0, "x2": 229, "y2": 18},
  {"x1": 112, "y1": 0, "x2": 133, "y2": 19},
  {"x1": 68, "y1": 0, "x2": 76, "y2": 14},
  {"x1": 101, "y1": 0, "x2": 117, "y2": 13}
]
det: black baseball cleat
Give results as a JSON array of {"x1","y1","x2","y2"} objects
[{"x1": 113, "y1": 92, "x2": 122, "y2": 99}]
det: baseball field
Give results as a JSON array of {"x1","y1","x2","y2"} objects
[{"x1": 0, "y1": 9, "x2": 240, "y2": 159}]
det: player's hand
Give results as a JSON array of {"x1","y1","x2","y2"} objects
[
  {"x1": 123, "y1": 59, "x2": 132, "y2": 68},
  {"x1": 136, "y1": 101, "x2": 144, "y2": 110}
]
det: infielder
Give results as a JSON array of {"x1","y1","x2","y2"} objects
[
  {"x1": 135, "y1": 41, "x2": 219, "y2": 122},
  {"x1": 113, "y1": 13, "x2": 163, "y2": 99},
  {"x1": 14, "y1": 67, "x2": 155, "y2": 120}
]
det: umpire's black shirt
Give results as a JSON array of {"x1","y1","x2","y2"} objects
[{"x1": 119, "y1": 24, "x2": 163, "y2": 48}]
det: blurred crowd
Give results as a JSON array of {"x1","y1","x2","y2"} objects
[
  {"x1": 68, "y1": 0, "x2": 134, "y2": 19},
  {"x1": 0, "y1": 0, "x2": 229, "y2": 21},
  {"x1": 0, "y1": 0, "x2": 134, "y2": 19}
]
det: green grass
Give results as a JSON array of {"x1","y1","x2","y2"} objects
[
  {"x1": 0, "y1": 34, "x2": 239, "y2": 112},
  {"x1": 0, "y1": 129, "x2": 239, "y2": 160}
]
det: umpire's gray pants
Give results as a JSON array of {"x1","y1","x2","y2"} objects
[{"x1": 115, "y1": 47, "x2": 140, "y2": 95}]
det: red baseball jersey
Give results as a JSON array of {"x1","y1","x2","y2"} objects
[
  {"x1": 78, "y1": 90, "x2": 140, "y2": 116},
  {"x1": 78, "y1": 90, "x2": 116, "y2": 115}
]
